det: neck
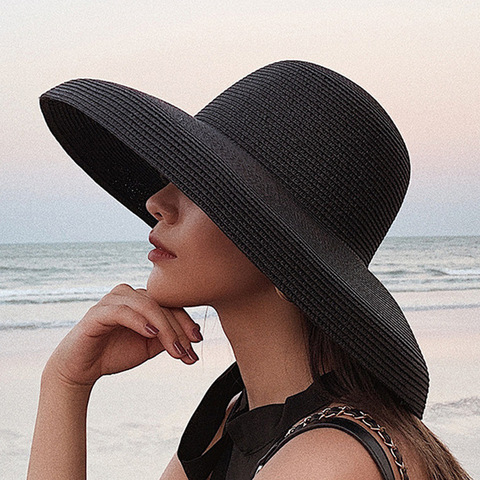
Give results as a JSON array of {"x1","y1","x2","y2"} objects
[{"x1": 213, "y1": 287, "x2": 313, "y2": 410}]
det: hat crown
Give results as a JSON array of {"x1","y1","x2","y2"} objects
[{"x1": 196, "y1": 60, "x2": 410, "y2": 264}]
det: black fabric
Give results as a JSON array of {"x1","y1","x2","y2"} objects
[
  {"x1": 254, "y1": 416, "x2": 396, "y2": 480},
  {"x1": 178, "y1": 362, "x2": 334, "y2": 480},
  {"x1": 178, "y1": 363, "x2": 243, "y2": 479}
]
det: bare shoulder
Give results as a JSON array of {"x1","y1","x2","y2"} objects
[
  {"x1": 254, "y1": 426, "x2": 386, "y2": 480},
  {"x1": 159, "y1": 452, "x2": 188, "y2": 480}
]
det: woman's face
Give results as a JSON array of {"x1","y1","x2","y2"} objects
[{"x1": 145, "y1": 182, "x2": 272, "y2": 308}]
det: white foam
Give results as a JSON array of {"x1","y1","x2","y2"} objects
[{"x1": 442, "y1": 268, "x2": 480, "y2": 276}]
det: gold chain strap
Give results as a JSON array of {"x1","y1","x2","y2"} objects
[{"x1": 254, "y1": 405, "x2": 408, "y2": 479}]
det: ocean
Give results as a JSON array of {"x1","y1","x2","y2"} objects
[
  {"x1": 1, "y1": 236, "x2": 479, "y2": 330},
  {"x1": 0, "y1": 236, "x2": 478, "y2": 478}
]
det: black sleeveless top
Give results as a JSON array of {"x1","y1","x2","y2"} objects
[{"x1": 177, "y1": 362, "x2": 333, "y2": 480}]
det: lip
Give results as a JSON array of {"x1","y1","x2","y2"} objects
[
  {"x1": 148, "y1": 232, "x2": 177, "y2": 257},
  {"x1": 148, "y1": 248, "x2": 177, "y2": 262}
]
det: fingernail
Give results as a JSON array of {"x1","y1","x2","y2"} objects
[
  {"x1": 192, "y1": 327, "x2": 203, "y2": 341},
  {"x1": 186, "y1": 347, "x2": 199, "y2": 362},
  {"x1": 174, "y1": 341, "x2": 187, "y2": 356},
  {"x1": 145, "y1": 323, "x2": 159, "y2": 335}
]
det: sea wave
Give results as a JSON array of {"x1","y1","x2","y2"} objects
[
  {"x1": 427, "y1": 396, "x2": 480, "y2": 417},
  {"x1": 0, "y1": 265, "x2": 70, "y2": 273},
  {"x1": 0, "y1": 286, "x2": 109, "y2": 305},
  {"x1": 1, "y1": 282, "x2": 479, "y2": 309},
  {"x1": 441, "y1": 268, "x2": 480, "y2": 276},
  {"x1": 402, "y1": 303, "x2": 480, "y2": 312},
  {"x1": 425, "y1": 268, "x2": 480, "y2": 277},
  {"x1": 0, "y1": 319, "x2": 76, "y2": 331},
  {"x1": 387, "y1": 284, "x2": 480, "y2": 293},
  {"x1": 1, "y1": 296, "x2": 103, "y2": 305}
]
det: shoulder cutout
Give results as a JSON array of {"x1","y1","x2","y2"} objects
[
  {"x1": 202, "y1": 391, "x2": 242, "y2": 456},
  {"x1": 254, "y1": 427, "x2": 386, "y2": 480}
]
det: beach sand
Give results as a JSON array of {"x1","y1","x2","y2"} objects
[{"x1": 1, "y1": 299, "x2": 478, "y2": 479}]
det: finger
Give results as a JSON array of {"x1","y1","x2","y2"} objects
[
  {"x1": 169, "y1": 307, "x2": 204, "y2": 343},
  {"x1": 110, "y1": 283, "x2": 138, "y2": 295},
  {"x1": 92, "y1": 301, "x2": 187, "y2": 361},
  {"x1": 86, "y1": 303, "x2": 164, "y2": 342},
  {"x1": 134, "y1": 288, "x2": 202, "y2": 346},
  {"x1": 159, "y1": 307, "x2": 199, "y2": 364},
  {"x1": 104, "y1": 285, "x2": 197, "y2": 361},
  {"x1": 134, "y1": 288, "x2": 201, "y2": 341}
]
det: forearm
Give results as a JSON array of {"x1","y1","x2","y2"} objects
[{"x1": 27, "y1": 368, "x2": 93, "y2": 480}]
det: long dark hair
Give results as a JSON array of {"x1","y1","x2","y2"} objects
[{"x1": 301, "y1": 314, "x2": 473, "y2": 480}]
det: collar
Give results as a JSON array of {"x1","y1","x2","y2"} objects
[{"x1": 224, "y1": 363, "x2": 333, "y2": 455}]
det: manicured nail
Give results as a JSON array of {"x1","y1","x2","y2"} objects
[
  {"x1": 145, "y1": 323, "x2": 159, "y2": 335},
  {"x1": 174, "y1": 341, "x2": 187, "y2": 356},
  {"x1": 192, "y1": 327, "x2": 203, "y2": 341},
  {"x1": 186, "y1": 347, "x2": 199, "y2": 362}
]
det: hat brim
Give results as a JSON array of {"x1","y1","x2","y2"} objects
[{"x1": 40, "y1": 78, "x2": 429, "y2": 418}]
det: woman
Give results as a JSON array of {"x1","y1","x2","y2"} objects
[{"x1": 28, "y1": 60, "x2": 472, "y2": 479}]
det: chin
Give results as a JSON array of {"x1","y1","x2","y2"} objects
[
  {"x1": 146, "y1": 270, "x2": 214, "y2": 308},
  {"x1": 147, "y1": 288, "x2": 209, "y2": 310},
  {"x1": 146, "y1": 279, "x2": 192, "y2": 308}
]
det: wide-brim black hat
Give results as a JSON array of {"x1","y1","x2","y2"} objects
[{"x1": 39, "y1": 60, "x2": 429, "y2": 418}]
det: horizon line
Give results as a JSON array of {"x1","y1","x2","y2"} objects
[{"x1": 1, "y1": 233, "x2": 479, "y2": 247}]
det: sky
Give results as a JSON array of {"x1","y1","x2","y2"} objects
[{"x1": 1, "y1": 0, "x2": 479, "y2": 244}]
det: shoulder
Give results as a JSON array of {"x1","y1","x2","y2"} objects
[{"x1": 254, "y1": 424, "x2": 385, "y2": 480}]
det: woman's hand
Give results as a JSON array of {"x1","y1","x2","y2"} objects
[
  {"x1": 44, "y1": 283, "x2": 203, "y2": 387},
  {"x1": 28, "y1": 284, "x2": 203, "y2": 479}
]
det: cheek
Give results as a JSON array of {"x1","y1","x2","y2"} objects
[
  {"x1": 147, "y1": 214, "x2": 270, "y2": 304},
  {"x1": 186, "y1": 223, "x2": 267, "y2": 294}
]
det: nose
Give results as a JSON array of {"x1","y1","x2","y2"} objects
[{"x1": 145, "y1": 183, "x2": 179, "y2": 224}]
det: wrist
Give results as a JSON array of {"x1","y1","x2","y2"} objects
[{"x1": 41, "y1": 362, "x2": 95, "y2": 399}]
